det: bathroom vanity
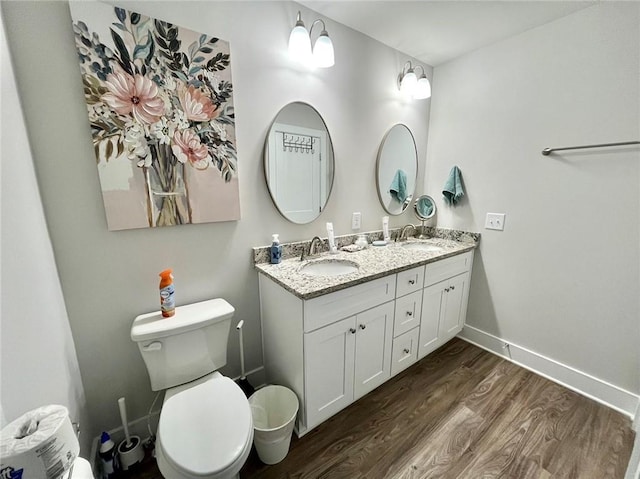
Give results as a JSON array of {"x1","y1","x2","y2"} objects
[{"x1": 255, "y1": 232, "x2": 478, "y2": 436}]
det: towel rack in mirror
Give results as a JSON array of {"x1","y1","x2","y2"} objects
[{"x1": 542, "y1": 141, "x2": 640, "y2": 156}]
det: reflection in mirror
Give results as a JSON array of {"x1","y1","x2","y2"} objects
[
  {"x1": 376, "y1": 124, "x2": 418, "y2": 215},
  {"x1": 264, "y1": 102, "x2": 334, "y2": 224},
  {"x1": 413, "y1": 195, "x2": 436, "y2": 239},
  {"x1": 414, "y1": 195, "x2": 436, "y2": 220}
]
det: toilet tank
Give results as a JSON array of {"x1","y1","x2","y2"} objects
[{"x1": 131, "y1": 299, "x2": 235, "y2": 391}]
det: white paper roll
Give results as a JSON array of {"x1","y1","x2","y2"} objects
[
  {"x1": 65, "y1": 458, "x2": 94, "y2": 479},
  {"x1": 0, "y1": 405, "x2": 79, "y2": 479}
]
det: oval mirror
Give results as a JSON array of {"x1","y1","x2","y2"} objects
[
  {"x1": 376, "y1": 124, "x2": 418, "y2": 215},
  {"x1": 414, "y1": 195, "x2": 436, "y2": 220},
  {"x1": 264, "y1": 102, "x2": 334, "y2": 224}
]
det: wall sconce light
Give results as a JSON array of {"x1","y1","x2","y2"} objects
[
  {"x1": 288, "y1": 11, "x2": 335, "y2": 68},
  {"x1": 398, "y1": 61, "x2": 431, "y2": 100}
]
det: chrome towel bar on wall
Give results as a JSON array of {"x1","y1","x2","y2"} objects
[{"x1": 541, "y1": 141, "x2": 640, "y2": 156}]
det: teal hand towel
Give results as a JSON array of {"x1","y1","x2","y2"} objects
[
  {"x1": 389, "y1": 169, "x2": 407, "y2": 203},
  {"x1": 443, "y1": 166, "x2": 464, "y2": 205}
]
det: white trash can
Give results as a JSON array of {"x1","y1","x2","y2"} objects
[{"x1": 248, "y1": 385, "x2": 299, "y2": 465}]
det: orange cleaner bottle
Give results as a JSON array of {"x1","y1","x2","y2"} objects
[{"x1": 159, "y1": 269, "x2": 175, "y2": 317}]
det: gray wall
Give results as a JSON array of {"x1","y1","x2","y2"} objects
[
  {"x1": 2, "y1": 1, "x2": 431, "y2": 439},
  {"x1": 425, "y1": 3, "x2": 639, "y2": 394},
  {"x1": 1, "y1": 16, "x2": 90, "y2": 453}
]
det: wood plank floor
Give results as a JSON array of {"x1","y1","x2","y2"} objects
[{"x1": 124, "y1": 339, "x2": 635, "y2": 479}]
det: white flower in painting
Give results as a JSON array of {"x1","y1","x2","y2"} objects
[
  {"x1": 151, "y1": 117, "x2": 175, "y2": 145},
  {"x1": 163, "y1": 75, "x2": 177, "y2": 91},
  {"x1": 211, "y1": 143, "x2": 228, "y2": 160},
  {"x1": 204, "y1": 71, "x2": 221, "y2": 93},
  {"x1": 209, "y1": 121, "x2": 227, "y2": 141},
  {"x1": 123, "y1": 121, "x2": 152, "y2": 167},
  {"x1": 172, "y1": 110, "x2": 190, "y2": 131}
]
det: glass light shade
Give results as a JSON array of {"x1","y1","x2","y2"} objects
[
  {"x1": 414, "y1": 76, "x2": 432, "y2": 99},
  {"x1": 288, "y1": 24, "x2": 312, "y2": 63},
  {"x1": 400, "y1": 71, "x2": 417, "y2": 98},
  {"x1": 313, "y1": 32, "x2": 334, "y2": 68}
]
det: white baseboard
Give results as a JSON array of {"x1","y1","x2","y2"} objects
[{"x1": 458, "y1": 325, "x2": 639, "y2": 418}]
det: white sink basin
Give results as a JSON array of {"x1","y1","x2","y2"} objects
[
  {"x1": 300, "y1": 259, "x2": 360, "y2": 277},
  {"x1": 401, "y1": 242, "x2": 444, "y2": 253}
]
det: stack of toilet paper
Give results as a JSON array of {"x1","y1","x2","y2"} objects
[{"x1": 0, "y1": 405, "x2": 79, "y2": 479}]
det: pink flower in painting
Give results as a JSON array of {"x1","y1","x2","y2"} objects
[
  {"x1": 171, "y1": 129, "x2": 211, "y2": 170},
  {"x1": 102, "y1": 64, "x2": 164, "y2": 124},
  {"x1": 178, "y1": 84, "x2": 218, "y2": 122}
]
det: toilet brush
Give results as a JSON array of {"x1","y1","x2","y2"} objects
[
  {"x1": 117, "y1": 397, "x2": 145, "y2": 470},
  {"x1": 236, "y1": 320, "x2": 255, "y2": 397}
]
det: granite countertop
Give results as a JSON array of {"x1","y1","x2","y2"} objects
[{"x1": 255, "y1": 236, "x2": 478, "y2": 300}]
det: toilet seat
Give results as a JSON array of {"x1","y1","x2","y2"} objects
[{"x1": 157, "y1": 372, "x2": 253, "y2": 478}]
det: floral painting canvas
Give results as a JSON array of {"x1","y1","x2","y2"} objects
[{"x1": 70, "y1": 3, "x2": 240, "y2": 230}]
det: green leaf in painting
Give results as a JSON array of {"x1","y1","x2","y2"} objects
[
  {"x1": 146, "y1": 40, "x2": 155, "y2": 64},
  {"x1": 133, "y1": 31, "x2": 153, "y2": 60},
  {"x1": 189, "y1": 66, "x2": 201, "y2": 76},
  {"x1": 199, "y1": 34, "x2": 207, "y2": 45},
  {"x1": 174, "y1": 71, "x2": 188, "y2": 82},
  {"x1": 115, "y1": 7, "x2": 126, "y2": 22},
  {"x1": 188, "y1": 41, "x2": 198, "y2": 59},
  {"x1": 105, "y1": 138, "x2": 114, "y2": 159},
  {"x1": 130, "y1": 12, "x2": 141, "y2": 25},
  {"x1": 208, "y1": 37, "x2": 219, "y2": 44},
  {"x1": 199, "y1": 46, "x2": 213, "y2": 54},
  {"x1": 154, "y1": 20, "x2": 166, "y2": 38},
  {"x1": 111, "y1": 23, "x2": 126, "y2": 32},
  {"x1": 192, "y1": 56, "x2": 205, "y2": 64},
  {"x1": 110, "y1": 29, "x2": 132, "y2": 73}
]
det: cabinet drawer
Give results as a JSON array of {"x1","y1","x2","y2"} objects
[
  {"x1": 393, "y1": 290, "x2": 421, "y2": 337},
  {"x1": 396, "y1": 266, "x2": 425, "y2": 298},
  {"x1": 304, "y1": 275, "x2": 396, "y2": 333},
  {"x1": 424, "y1": 251, "x2": 473, "y2": 287},
  {"x1": 391, "y1": 328, "x2": 419, "y2": 376}
]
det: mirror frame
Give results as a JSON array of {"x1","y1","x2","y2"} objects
[
  {"x1": 263, "y1": 102, "x2": 335, "y2": 224},
  {"x1": 375, "y1": 123, "x2": 418, "y2": 215},
  {"x1": 413, "y1": 194, "x2": 436, "y2": 220}
]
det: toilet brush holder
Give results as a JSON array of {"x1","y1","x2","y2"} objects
[
  {"x1": 117, "y1": 397, "x2": 145, "y2": 470},
  {"x1": 118, "y1": 435, "x2": 144, "y2": 470}
]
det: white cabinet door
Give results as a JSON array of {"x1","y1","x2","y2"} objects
[
  {"x1": 354, "y1": 302, "x2": 394, "y2": 400},
  {"x1": 304, "y1": 316, "x2": 356, "y2": 429},
  {"x1": 441, "y1": 273, "x2": 468, "y2": 336},
  {"x1": 418, "y1": 279, "x2": 446, "y2": 359}
]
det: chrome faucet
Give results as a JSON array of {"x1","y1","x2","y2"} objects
[
  {"x1": 301, "y1": 236, "x2": 325, "y2": 261},
  {"x1": 397, "y1": 224, "x2": 417, "y2": 241}
]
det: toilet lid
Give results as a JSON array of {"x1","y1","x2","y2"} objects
[{"x1": 159, "y1": 376, "x2": 252, "y2": 476}]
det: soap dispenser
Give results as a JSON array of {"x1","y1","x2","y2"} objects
[{"x1": 270, "y1": 234, "x2": 283, "y2": 264}]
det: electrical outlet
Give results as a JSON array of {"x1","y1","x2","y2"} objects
[
  {"x1": 351, "y1": 212, "x2": 361, "y2": 230},
  {"x1": 485, "y1": 213, "x2": 506, "y2": 231}
]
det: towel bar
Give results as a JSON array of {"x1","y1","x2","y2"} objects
[{"x1": 542, "y1": 141, "x2": 640, "y2": 156}]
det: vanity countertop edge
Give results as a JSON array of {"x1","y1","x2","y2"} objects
[{"x1": 255, "y1": 236, "x2": 479, "y2": 300}]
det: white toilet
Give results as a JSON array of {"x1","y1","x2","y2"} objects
[{"x1": 131, "y1": 299, "x2": 253, "y2": 479}]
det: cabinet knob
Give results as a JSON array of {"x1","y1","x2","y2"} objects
[
  {"x1": 359, "y1": 324, "x2": 366, "y2": 330},
  {"x1": 408, "y1": 279, "x2": 415, "y2": 285},
  {"x1": 450, "y1": 285, "x2": 455, "y2": 290},
  {"x1": 445, "y1": 287, "x2": 450, "y2": 292},
  {"x1": 406, "y1": 311, "x2": 413, "y2": 317},
  {"x1": 403, "y1": 348, "x2": 410, "y2": 354},
  {"x1": 349, "y1": 328, "x2": 356, "y2": 334}
]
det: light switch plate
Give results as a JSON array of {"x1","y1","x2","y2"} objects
[
  {"x1": 351, "y1": 212, "x2": 362, "y2": 230},
  {"x1": 485, "y1": 213, "x2": 506, "y2": 231}
]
